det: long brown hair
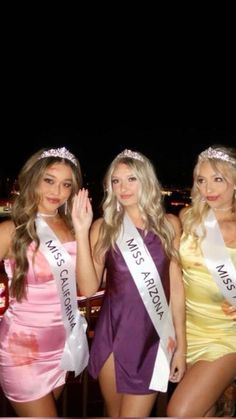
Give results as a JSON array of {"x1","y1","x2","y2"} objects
[{"x1": 10, "y1": 148, "x2": 82, "y2": 301}]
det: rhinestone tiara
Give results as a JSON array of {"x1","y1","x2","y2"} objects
[
  {"x1": 198, "y1": 147, "x2": 235, "y2": 165},
  {"x1": 38, "y1": 147, "x2": 78, "y2": 166},
  {"x1": 116, "y1": 149, "x2": 144, "y2": 162}
]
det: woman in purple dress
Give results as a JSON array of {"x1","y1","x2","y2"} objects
[{"x1": 73, "y1": 149, "x2": 186, "y2": 417}]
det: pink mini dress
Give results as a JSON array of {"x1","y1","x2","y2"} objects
[{"x1": 0, "y1": 241, "x2": 76, "y2": 402}]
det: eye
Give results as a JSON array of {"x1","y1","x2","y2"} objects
[
  {"x1": 111, "y1": 178, "x2": 119, "y2": 185},
  {"x1": 44, "y1": 177, "x2": 54, "y2": 184},
  {"x1": 63, "y1": 182, "x2": 72, "y2": 188},
  {"x1": 128, "y1": 176, "x2": 137, "y2": 182},
  {"x1": 196, "y1": 177, "x2": 206, "y2": 185},
  {"x1": 214, "y1": 176, "x2": 224, "y2": 182}
]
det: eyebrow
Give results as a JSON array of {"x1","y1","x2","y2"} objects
[{"x1": 43, "y1": 172, "x2": 73, "y2": 181}]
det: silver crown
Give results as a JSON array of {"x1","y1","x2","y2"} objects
[
  {"x1": 199, "y1": 147, "x2": 235, "y2": 165},
  {"x1": 39, "y1": 147, "x2": 77, "y2": 166},
  {"x1": 116, "y1": 149, "x2": 144, "y2": 162}
]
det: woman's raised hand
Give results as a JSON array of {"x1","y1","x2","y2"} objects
[{"x1": 72, "y1": 188, "x2": 93, "y2": 233}]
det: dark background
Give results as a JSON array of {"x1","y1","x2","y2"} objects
[
  {"x1": 1, "y1": 1, "x2": 236, "y2": 195},
  {"x1": 1, "y1": 124, "x2": 235, "y2": 188}
]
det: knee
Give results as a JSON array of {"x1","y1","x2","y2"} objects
[
  {"x1": 166, "y1": 398, "x2": 189, "y2": 417},
  {"x1": 166, "y1": 399, "x2": 178, "y2": 417}
]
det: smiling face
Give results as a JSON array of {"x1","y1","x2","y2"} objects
[
  {"x1": 37, "y1": 162, "x2": 73, "y2": 214},
  {"x1": 196, "y1": 160, "x2": 235, "y2": 210},
  {"x1": 111, "y1": 163, "x2": 141, "y2": 209}
]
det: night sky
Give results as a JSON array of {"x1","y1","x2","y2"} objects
[
  {"x1": 2, "y1": 8, "x2": 236, "y2": 195},
  {"x1": 2, "y1": 123, "x2": 235, "y2": 190}
]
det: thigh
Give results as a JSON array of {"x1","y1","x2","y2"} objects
[
  {"x1": 167, "y1": 353, "x2": 236, "y2": 417},
  {"x1": 120, "y1": 393, "x2": 157, "y2": 418},
  {"x1": 98, "y1": 352, "x2": 122, "y2": 417},
  {"x1": 10, "y1": 392, "x2": 58, "y2": 417},
  {"x1": 53, "y1": 384, "x2": 64, "y2": 400},
  {"x1": 99, "y1": 353, "x2": 157, "y2": 418}
]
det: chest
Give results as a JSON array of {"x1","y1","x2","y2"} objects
[
  {"x1": 219, "y1": 221, "x2": 236, "y2": 248},
  {"x1": 46, "y1": 219, "x2": 74, "y2": 243}
]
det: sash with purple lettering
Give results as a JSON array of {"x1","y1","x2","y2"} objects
[
  {"x1": 35, "y1": 215, "x2": 89, "y2": 376},
  {"x1": 199, "y1": 209, "x2": 236, "y2": 308},
  {"x1": 116, "y1": 213, "x2": 176, "y2": 392}
]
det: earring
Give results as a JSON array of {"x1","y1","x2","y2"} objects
[
  {"x1": 64, "y1": 201, "x2": 68, "y2": 215},
  {"x1": 117, "y1": 201, "x2": 121, "y2": 212},
  {"x1": 201, "y1": 196, "x2": 206, "y2": 202}
]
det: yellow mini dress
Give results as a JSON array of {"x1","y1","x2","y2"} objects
[{"x1": 180, "y1": 234, "x2": 236, "y2": 365}]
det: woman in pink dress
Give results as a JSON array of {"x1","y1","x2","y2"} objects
[{"x1": 0, "y1": 147, "x2": 89, "y2": 417}]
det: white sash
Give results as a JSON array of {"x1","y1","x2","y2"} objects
[
  {"x1": 35, "y1": 216, "x2": 89, "y2": 376},
  {"x1": 116, "y1": 213, "x2": 176, "y2": 392},
  {"x1": 199, "y1": 209, "x2": 236, "y2": 308}
]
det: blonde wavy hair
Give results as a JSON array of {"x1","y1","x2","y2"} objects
[
  {"x1": 10, "y1": 148, "x2": 82, "y2": 301},
  {"x1": 94, "y1": 150, "x2": 179, "y2": 263},
  {"x1": 182, "y1": 145, "x2": 236, "y2": 239}
]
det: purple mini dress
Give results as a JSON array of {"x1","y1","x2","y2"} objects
[{"x1": 88, "y1": 229, "x2": 170, "y2": 394}]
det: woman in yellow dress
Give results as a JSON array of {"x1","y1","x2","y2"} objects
[{"x1": 167, "y1": 145, "x2": 236, "y2": 417}]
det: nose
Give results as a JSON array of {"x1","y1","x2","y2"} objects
[
  {"x1": 201, "y1": 180, "x2": 213, "y2": 193},
  {"x1": 206, "y1": 182, "x2": 213, "y2": 193},
  {"x1": 51, "y1": 183, "x2": 61, "y2": 195},
  {"x1": 120, "y1": 181, "x2": 128, "y2": 191}
]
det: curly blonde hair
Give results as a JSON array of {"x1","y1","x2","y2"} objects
[
  {"x1": 10, "y1": 148, "x2": 82, "y2": 301},
  {"x1": 94, "y1": 150, "x2": 179, "y2": 263},
  {"x1": 182, "y1": 145, "x2": 236, "y2": 239}
]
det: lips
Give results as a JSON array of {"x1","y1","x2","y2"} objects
[
  {"x1": 120, "y1": 195, "x2": 132, "y2": 200},
  {"x1": 206, "y1": 196, "x2": 218, "y2": 201},
  {"x1": 47, "y1": 198, "x2": 61, "y2": 204}
]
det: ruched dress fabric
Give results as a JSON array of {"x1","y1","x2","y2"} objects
[
  {"x1": 0, "y1": 241, "x2": 76, "y2": 402},
  {"x1": 180, "y1": 234, "x2": 236, "y2": 365},
  {"x1": 88, "y1": 229, "x2": 170, "y2": 394}
]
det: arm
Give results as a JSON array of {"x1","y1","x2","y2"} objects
[
  {"x1": 72, "y1": 189, "x2": 105, "y2": 297},
  {"x1": 0, "y1": 220, "x2": 15, "y2": 261},
  {"x1": 166, "y1": 213, "x2": 186, "y2": 382}
]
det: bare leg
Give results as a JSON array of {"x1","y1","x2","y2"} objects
[
  {"x1": 167, "y1": 353, "x2": 236, "y2": 417},
  {"x1": 120, "y1": 393, "x2": 157, "y2": 417},
  {"x1": 98, "y1": 353, "x2": 122, "y2": 416},
  {"x1": 53, "y1": 384, "x2": 64, "y2": 400},
  {"x1": 98, "y1": 352, "x2": 157, "y2": 417},
  {"x1": 10, "y1": 389, "x2": 63, "y2": 417}
]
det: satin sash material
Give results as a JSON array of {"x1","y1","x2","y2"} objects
[
  {"x1": 200, "y1": 210, "x2": 236, "y2": 308},
  {"x1": 35, "y1": 216, "x2": 89, "y2": 376},
  {"x1": 116, "y1": 213, "x2": 176, "y2": 392}
]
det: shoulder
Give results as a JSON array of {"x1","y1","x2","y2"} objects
[
  {"x1": 165, "y1": 213, "x2": 181, "y2": 234},
  {"x1": 179, "y1": 206, "x2": 191, "y2": 223},
  {"x1": 91, "y1": 217, "x2": 103, "y2": 231},
  {"x1": 89, "y1": 217, "x2": 103, "y2": 248},
  {"x1": 90, "y1": 217, "x2": 103, "y2": 237},
  {"x1": 0, "y1": 219, "x2": 15, "y2": 236}
]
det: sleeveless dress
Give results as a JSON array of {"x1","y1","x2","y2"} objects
[
  {"x1": 180, "y1": 234, "x2": 236, "y2": 365},
  {"x1": 88, "y1": 229, "x2": 170, "y2": 394},
  {"x1": 0, "y1": 241, "x2": 76, "y2": 402}
]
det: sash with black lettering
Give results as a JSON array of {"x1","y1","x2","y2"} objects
[
  {"x1": 199, "y1": 209, "x2": 236, "y2": 308},
  {"x1": 35, "y1": 216, "x2": 89, "y2": 376},
  {"x1": 116, "y1": 213, "x2": 176, "y2": 392}
]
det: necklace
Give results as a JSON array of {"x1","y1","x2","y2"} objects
[
  {"x1": 213, "y1": 206, "x2": 232, "y2": 212},
  {"x1": 37, "y1": 209, "x2": 58, "y2": 217}
]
